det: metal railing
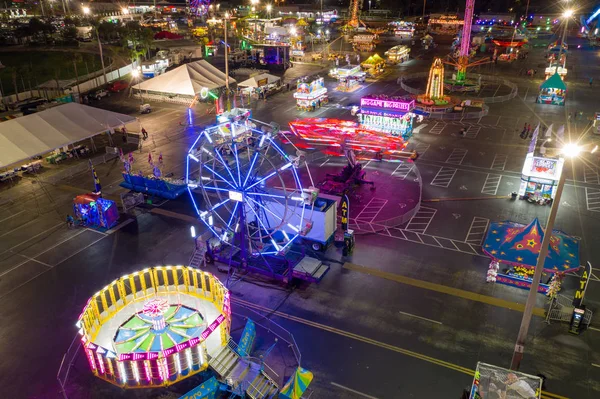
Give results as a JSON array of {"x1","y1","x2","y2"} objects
[
  {"x1": 39, "y1": 151, "x2": 119, "y2": 185},
  {"x1": 56, "y1": 333, "x2": 81, "y2": 399},
  {"x1": 546, "y1": 294, "x2": 593, "y2": 325}
]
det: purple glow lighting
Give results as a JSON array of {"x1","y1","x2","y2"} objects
[{"x1": 361, "y1": 97, "x2": 415, "y2": 112}]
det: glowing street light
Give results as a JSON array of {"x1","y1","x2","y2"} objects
[
  {"x1": 563, "y1": 9, "x2": 574, "y2": 18},
  {"x1": 290, "y1": 27, "x2": 297, "y2": 36},
  {"x1": 121, "y1": 7, "x2": 129, "y2": 14},
  {"x1": 511, "y1": 140, "x2": 584, "y2": 370},
  {"x1": 82, "y1": 6, "x2": 91, "y2": 15}
]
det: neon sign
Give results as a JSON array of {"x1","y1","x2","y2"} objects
[{"x1": 361, "y1": 97, "x2": 415, "y2": 112}]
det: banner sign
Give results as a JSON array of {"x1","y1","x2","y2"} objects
[
  {"x1": 573, "y1": 262, "x2": 592, "y2": 307},
  {"x1": 341, "y1": 194, "x2": 350, "y2": 231},
  {"x1": 360, "y1": 97, "x2": 415, "y2": 112}
]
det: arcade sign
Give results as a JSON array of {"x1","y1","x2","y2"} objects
[{"x1": 360, "y1": 98, "x2": 415, "y2": 112}]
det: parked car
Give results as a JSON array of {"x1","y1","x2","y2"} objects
[
  {"x1": 93, "y1": 89, "x2": 109, "y2": 100},
  {"x1": 108, "y1": 80, "x2": 129, "y2": 93}
]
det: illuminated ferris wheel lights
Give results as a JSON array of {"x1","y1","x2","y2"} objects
[
  {"x1": 279, "y1": 162, "x2": 293, "y2": 171},
  {"x1": 203, "y1": 131, "x2": 213, "y2": 144},
  {"x1": 287, "y1": 223, "x2": 300, "y2": 232},
  {"x1": 188, "y1": 153, "x2": 200, "y2": 162}
]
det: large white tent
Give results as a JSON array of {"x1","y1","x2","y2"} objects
[
  {"x1": 237, "y1": 73, "x2": 281, "y2": 88},
  {"x1": 0, "y1": 102, "x2": 137, "y2": 168},
  {"x1": 132, "y1": 60, "x2": 236, "y2": 96}
]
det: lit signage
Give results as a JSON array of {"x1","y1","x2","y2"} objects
[
  {"x1": 229, "y1": 191, "x2": 244, "y2": 202},
  {"x1": 361, "y1": 97, "x2": 415, "y2": 112},
  {"x1": 532, "y1": 157, "x2": 558, "y2": 176}
]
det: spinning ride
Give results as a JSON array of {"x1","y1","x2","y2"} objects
[
  {"x1": 186, "y1": 112, "x2": 319, "y2": 279},
  {"x1": 76, "y1": 266, "x2": 231, "y2": 388}
]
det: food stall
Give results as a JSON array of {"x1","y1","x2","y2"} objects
[
  {"x1": 390, "y1": 21, "x2": 415, "y2": 38},
  {"x1": 536, "y1": 73, "x2": 566, "y2": 106},
  {"x1": 594, "y1": 112, "x2": 600, "y2": 134},
  {"x1": 237, "y1": 73, "x2": 281, "y2": 97},
  {"x1": 518, "y1": 153, "x2": 564, "y2": 203},
  {"x1": 545, "y1": 65, "x2": 567, "y2": 80},
  {"x1": 384, "y1": 45, "x2": 410, "y2": 64},
  {"x1": 73, "y1": 193, "x2": 119, "y2": 229},
  {"x1": 421, "y1": 34, "x2": 434, "y2": 49},
  {"x1": 428, "y1": 14, "x2": 464, "y2": 35},
  {"x1": 360, "y1": 54, "x2": 385, "y2": 76},
  {"x1": 357, "y1": 95, "x2": 420, "y2": 140},
  {"x1": 351, "y1": 34, "x2": 377, "y2": 51},
  {"x1": 329, "y1": 65, "x2": 366, "y2": 92},
  {"x1": 293, "y1": 77, "x2": 328, "y2": 111}
]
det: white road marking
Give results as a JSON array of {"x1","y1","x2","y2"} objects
[
  {"x1": 0, "y1": 209, "x2": 27, "y2": 223},
  {"x1": 583, "y1": 165, "x2": 600, "y2": 185},
  {"x1": 0, "y1": 221, "x2": 63, "y2": 256},
  {"x1": 16, "y1": 254, "x2": 53, "y2": 268},
  {"x1": 413, "y1": 123, "x2": 428, "y2": 133},
  {"x1": 445, "y1": 148, "x2": 468, "y2": 165},
  {"x1": 465, "y1": 217, "x2": 490, "y2": 245},
  {"x1": 405, "y1": 206, "x2": 437, "y2": 234},
  {"x1": 491, "y1": 154, "x2": 508, "y2": 171},
  {"x1": 430, "y1": 167, "x2": 457, "y2": 188},
  {"x1": 429, "y1": 122, "x2": 446, "y2": 135},
  {"x1": 464, "y1": 126, "x2": 480, "y2": 139},
  {"x1": 481, "y1": 174, "x2": 502, "y2": 195},
  {"x1": 592, "y1": 363, "x2": 600, "y2": 368},
  {"x1": 585, "y1": 187, "x2": 600, "y2": 212},
  {"x1": 589, "y1": 326, "x2": 600, "y2": 332},
  {"x1": 391, "y1": 162, "x2": 414, "y2": 180},
  {"x1": 398, "y1": 310, "x2": 442, "y2": 325},
  {"x1": 355, "y1": 198, "x2": 388, "y2": 223},
  {"x1": 319, "y1": 158, "x2": 330, "y2": 167},
  {"x1": 330, "y1": 382, "x2": 379, "y2": 399}
]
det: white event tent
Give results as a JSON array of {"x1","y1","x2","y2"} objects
[
  {"x1": 237, "y1": 73, "x2": 281, "y2": 88},
  {"x1": 132, "y1": 60, "x2": 236, "y2": 97},
  {"x1": 0, "y1": 102, "x2": 137, "y2": 168}
]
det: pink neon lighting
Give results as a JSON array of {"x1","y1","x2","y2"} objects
[
  {"x1": 144, "y1": 361, "x2": 152, "y2": 381},
  {"x1": 96, "y1": 353, "x2": 106, "y2": 374},
  {"x1": 86, "y1": 349, "x2": 97, "y2": 371},
  {"x1": 360, "y1": 97, "x2": 415, "y2": 112},
  {"x1": 461, "y1": 0, "x2": 475, "y2": 58}
]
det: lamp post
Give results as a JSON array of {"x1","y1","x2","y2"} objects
[
  {"x1": 266, "y1": 4, "x2": 271, "y2": 20},
  {"x1": 132, "y1": 69, "x2": 143, "y2": 104},
  {"x1": 559, "y1": 9, "x2": 573, "y2": 70},
  {"x1": 510, "y1": 142, "x2": 581, "y2": 370},
  {"x1": 251, "y1": 0, "x2": 259, "y2": 40}
]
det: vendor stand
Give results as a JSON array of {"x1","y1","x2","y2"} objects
[
  {"x1": 329, "y1": 65, "x2": 366, "y2": 92},
  {"x1": 593, "y1": 112, "x2": 600, "y2": 134},
  {"x1": 360, "y1": 54, "x2": 385, "y2": 76},
  {"x1": 357, "y1": 95, "x2": 420, "y2": 140},
  {"x1": 483, "y1": 218, "x2": 580, "y2": 294},
  {"x1": 385, "y1": 45, "x2": 410, "y2": 64},
  {"x1": 351, "y1": 34, "x2": 377, "y2": 51},
  {"x1": 518, "y1": 153, "x2": 564, "y2": 203},
  {"x1": 391, "y1": 21, "x2": 415, "y2": 38},
  {"x1": 293, "y1": 77, "x2": 328, "y2": 111},
  {"x1": 545, "y1": 65, "x2": 567, "y2": 80},
  {"x1": 238, "y1": 73, "x2": 281, "y2": 98},
  {"x1": 469, "y1": 362, "x2": 543, "y2": 399},
  {"x1": 536, "y1": 73, "x2": 566, "y2": 106},
  {"x1": 73, "y1": 193, "x2": 119, "y2": 229}
]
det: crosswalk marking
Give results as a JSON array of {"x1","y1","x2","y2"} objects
[
  {"x1": 491, "y1": 154, "x2": 508, "y2": 171},
  {"x1": 445, "y1": 148, "x2": 468, "y2": 165},
  {"x1": 465, "y1": 217, "x2": 490, "y2": 245},
  {"x1": 430, "y1": 167, "x2": 457, "y2": 188},
  {"x1": 585, "y1": 188, "x2": 600, "y2": 212},
  {"x1": 464, "y1": 126, "x2": 480, "y2": 139},
  {"x1": 481, "y1": 174, "x2": 502, "y2": 195},
  {"x1": 405, "y1": 206, "x2": 437, "y2": 234}
]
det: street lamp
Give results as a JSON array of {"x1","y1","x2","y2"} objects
[
  {"x1": 131, "y1": 69, "x2": 143, "y2": 104},
  {"x1": 510, "y1": 142, "x2": 581, "y2": 370},
  {"x1": 563, "y1": 9, "x2": 574, "y2": 18},
  {"x1": 266, "y1": 4, "x2": 272, "y2": 19},
  {"x1": 82, "y1": 6, "x2": 90, "y2": 15}
]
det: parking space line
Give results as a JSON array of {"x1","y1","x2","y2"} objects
[
  {"x1": 428, "y1": 122, "x2": 446, "y2": 135},
  {"x1": 445, "y1": 148, "x2": 468, "y2": 165},
  {"x1": 0, "y1": 221, "x2": 64, "y2": 256},
  {"x1": 465, "y1": 217, "x2": 490, "y2": 245},
  {"x1": 0, "y1": 209, "x2": 27, "y2": 223},
  {"x1": 481, "y1": 174, "x2": 502, "y2": 195},
  {"x1": 405, "y1": 206, "x2": 437, "y2": 234},
  {"x1": 413, "y1": 143, "x2": 430, "y2": 156},
  {"x1": 584, "y1": 165, "x2": 599, "y2": 185},
  {"x1": 330, "y1": 382, "x2": 379, "y2": 399},
  {"x1": 391, "y1": 161, "x2": 414, "y2": 180},
  {"x1": 16, "y1": 254, "x2": 53, "y2": 268},
  {"x1": 491, "y1": 154, "x2": 508, "y2": 171},
  {"x1": 430, "y1": 167, "x2": 457, "y2": 188},
  {"x1": 585, "y1": 187, "x2": 600, "y2": 212}
]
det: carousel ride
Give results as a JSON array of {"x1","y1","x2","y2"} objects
[
  {"x1": 76, "y1": 266, "x2": 231, "y2": 389},
  {"x1": 186, "y1": 110, "x2": 330, "y2": 282}
]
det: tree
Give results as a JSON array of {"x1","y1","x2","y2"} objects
[
  {"x1": 71, "y1": 53, "x2": 83, "y2": 98},
  {"x1": 62, "y1": 26, "x2": 78, "y2": 41},
  {"x1": 5, "y1": 67, "x2": 19, "y2": 101}
]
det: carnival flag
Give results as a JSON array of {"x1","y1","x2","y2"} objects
[
  {"x1": 528, "y1": 124, "x2": 540, "y2": 154},
  {"x1": 148, "y1": 153, "x2": 152, "y2": 165},
  {"x1": 545, "y1": 123, "x2": 553, "y2": 139},
  {"x1": 128, "y1": 152, "x2": 134, "y2": 165},
  {"x1": 158, "y1": 152, "x2": 163, "y2": 166},
  {"x1": 88, "y1": 159, "x2": 102, "y2": 195},
  {"x1": 556, "y1": 125, "x2": 565, "y2": 143}
]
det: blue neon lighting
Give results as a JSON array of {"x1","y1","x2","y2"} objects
[
  {"x1": 204, "y1": 165, "x2": 236, "y2": 189},
  {"x1": 587, "y1": 8, "x2": 600, "y2": 25},
  {"x1": 243, "y1": 152, "x2": 259, "y2": 187},
  {"x1": 233, "y1": 144, "x2": 242, "y2": 186},
  {"x1": 247, "y1": 171, "x2": 277, "y2": 190},
  {"x1": 215, "y1": 150, "x2": 237, "y2": 188}
]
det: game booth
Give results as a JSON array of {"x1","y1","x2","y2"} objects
[
  {"x1": 385, "y1": 45, "x2": 410, "y2": 64},
  {"x1": 469, "y1": 362, "x2": 543, "y2": 399},
  {"x1": 361, "y1": 54, "x2": 385, "y2": 76},
  {"x1": 357, "y1": 95, "x2": 421, "y2": 140},
  {"x1": 518, "y1": 153, "x2": 564, "y2": 204},
  {"x1": 293, "y1": 77, "x2": 328, "y2": 111},
  {"x1": 483, "y1": 218, "x2": 580, "y2": 295},
  {"x1": 536, "y1": 73, "x2": 566, "y2": 106},
  {"x1": 391, "y1": 21, "x2": 415, "y2": 38},
  {"x1": 329, "y1": 65, "x2": 366, "y2": 92},
  {"x1": 73, "y1": 193, "x2": 119, "y2": 230},
  {"x1": 351, "y1": 34, "x2": 377, "y2": 51},
  {"x1": 428, "y1": 14, "x2": 464, "y2": 35}
]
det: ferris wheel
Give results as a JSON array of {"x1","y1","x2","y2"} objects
[{"x1": 186, "y1": 113, "x2": 316, "y2": 264}]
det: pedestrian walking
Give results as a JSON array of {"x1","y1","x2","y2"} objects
[
  {"x1": 590, "y1": 77, "x2": 594, "y2": 87},
  {"x1": 568, "y1": 113, "x2": 572, "y2": 121},
  {"x1": 286, "y1": 82, "x2": 290, "y2": 91},
  {"x1": 527, "y1": 124, "x2": 532, "y2": 138},
  {"x1": 141, "y1": 127, "x2": 148, "y2": 139}
]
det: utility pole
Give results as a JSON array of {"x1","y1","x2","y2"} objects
[
  {"x1": 510, "y1": 168, "x2": 567, "y2": 370},
  {"x1": 224, "y1": 12, "x2": 231, "y2": 111},
  {"x1": 422, "y1": 0, "x2": 426, "y2": 20},
  {"x1": 95, "y1": 26, "x2": 108, "y2": 85}
]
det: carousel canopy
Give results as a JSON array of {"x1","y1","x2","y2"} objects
[
  {"x1": 279, "y1": 367, "x2": 313, "y2": 399},
  {"x1": 540, "y1": 73, "x2": 566, "y2": 91},
  {"x1": 362, "y1": 54, "x2": 385, "y2": 65},
  {"x1": 483, "y1": 218, "x2": 580, "y2": 273}
]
